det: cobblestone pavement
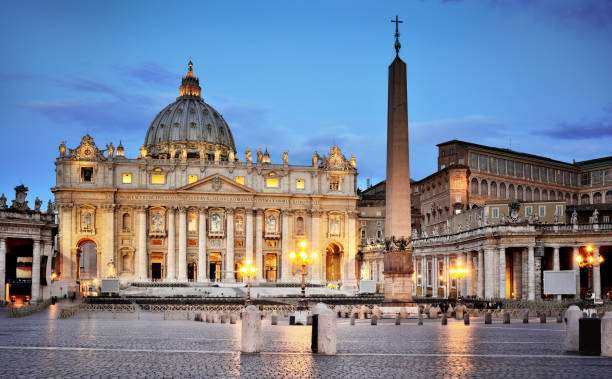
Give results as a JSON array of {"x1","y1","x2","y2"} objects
[{"x1": 0, "y1": 303, "x2": 610, "y2": 378}]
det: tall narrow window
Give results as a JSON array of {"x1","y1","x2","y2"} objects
[
  {"x1": 81, "y1": 167, "x2": 94, "y2": 182},
  {"x1": 329, "y1": 175, "x2": 340, "y2": 191},
  {"x1": 188, "y1": 175, "x2": 197, "y2": 184},
  {"x1": 295, "y1": 179, "x2": 305, "y2": 190},
  {"x1": 122, "y1": 173, "x2": 132, "y2": 184}
]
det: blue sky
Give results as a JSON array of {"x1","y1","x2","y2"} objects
[{"x1": 1, "y1": 0, "x2": 611, "y2": 205}]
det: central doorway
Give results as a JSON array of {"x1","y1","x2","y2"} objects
[
  {"x1": 150, "y1": 252, "x2": 164, "y2": 280},
  {"x1": 265, "y1": 253, "x2": 277, "y2": 282},
  {"x1": 326, "y1": 242, "x2": 343, "y2": 282},
  {"x1": 188, "y1": 262, "x2": 196, "y2": 281},
  {"x1": 209, "y1": 253, "x2": 222, "y2": 282}
]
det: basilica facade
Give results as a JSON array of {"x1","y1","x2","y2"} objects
[{"x1": 52, "y1": 62, "x2": 359, "y2": 291}]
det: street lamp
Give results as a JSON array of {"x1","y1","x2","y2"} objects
[
  {"x1": 239, "y1": 260, "x2": 258, "y2": 305},
  {"x1": 289, "y1": 240, "x2": 317, "y2": 310},
  {"x1": 450, "y1": 260, "x2": 469, "y2": 297},
  {"x1": 575, "y1": 244, "x2": 604, "y2": 268}
]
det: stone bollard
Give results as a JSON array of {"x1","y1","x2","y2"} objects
[
  {"x1": 359, "y1": 305, "x2": 367, "y2": 320},
  {"x1": 395, "y1": 313, "x2": 401, "y2": 325},
  {"x1": 540, "y1": 313, "x2": 546, "y2": 324},
  {"x1": 418, "y1": 313, "x2": 423, "y2": 326},
  {"x1": 485, "y1": 312, "x2": 492, "y2": 325},
  {"x1": 441, "y1": 313, "x2": 447, "y2": 325},
  {"x1": 230, "y1": 313, "x2": 237, "y2": 324},
  {"x1": 456, "y1": 305, "x2": 464, "y2": 320},
  {"x1": 522, "y1": 311, "x2": 529, "y2": 324},
  {"x1": 350, "y1": 314, "x2": 355, "y2": 326},
  {"x1": 307, "y1": 315, "x2": 313, "y2": 326},
  {"x1": 312, "y1": 303, "x2": 336, "y2": 355},
  {"x1": 206, "y1": 313, "x2": 211, "y2": 323},
  {"x1": 464, "y1": 312, "x2": 470, "y2": 325},
  {"x1": 371, "y1": 315, "x2": 378, "y2": 326},
  {"x1": 241, "y1": 305, "x2": 262, "y2": 353},
  {"x1": 565, "y1": 305, "x2": 583, "y2": 352},
  {"x1": 429, "y1": 306, "x2": 439, "y2": 319},
  {"x1": 503, "y1": 311, "x2": 510, "y2": 324},
  {"x1": 271, "y1": 311, "x2": 279, "y2": 325},
  {"x1": 221, "y1": 314, "x2": 227, "y2": 324},
  {"x1": 601, "y1": 312, "x2": 612, "y2": 357}
]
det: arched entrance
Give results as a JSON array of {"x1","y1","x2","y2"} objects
[
  {"x1": 76, "y1": 239, "x2": 98, "y2": 281},
  {"x1": 209, "y1": 253, "x2": 222, "y2": 282},
  {"x1": 326, "y1": 242, "x2": 343, "y2": 282}
]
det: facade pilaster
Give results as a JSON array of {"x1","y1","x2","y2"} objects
[
  {"x1": 225, "y1": 208, "x2": 235, "y2": 282},
  {"x1": 572, "y1": 246, "x2": 580, "y2": 299},
  {"x1": 281, "y1": 209, "x2": 290, "y2": 281},
  {"x1": 136, "y1": 206, "x2": 147, "y2": 281},
  {"x1": 346, "y1": 211, "x2": 357, "y2": 284},
  {"x1": 245, "y1": 208, "x2": 253, "y2": 264},
  {"x1": 521, "y1": 247, "x2": 528, "y2": 299},
  {"x1": 177, "y1": 207, "x2": 187, "y2": 282},
  {"x1": 255, "y1": 209, "x2": 263, "y2": 281},
  {"x1": 477, "y1": 249, "x2": 484, "y2": 298},
  {"x1": 593, "y1": 246, "x2": 601, "y2": 299},
  {"x1": 310, "y1": 210, "x2": 321, "y2": 283},
  {"x1": 197, "y1": 207, "x2": 207, "y2": 282},
  {"x1": 499, "y1": 247, "x2": 506, "y2": 298},
  {"x1": 59, "y1": 204, "x2": 73, "y2": 283},
  {"x1": 166, "y1": 207, "x2": 176, "y2": 281},
  {"x1": 445, "y1": 255, "x2": 450, "y2": 298},
  {"x1": 421, "y1": 255, "x2": 426, "y2": 295},
  {"x1": 31, "y1": 239, "x2": 41, "y2": 303},
  {"x1": 0, "y1": 238, "x2": 6, "y2": 304},
  {"x1": 528, "y1": 245, "x2": 535, "y2": 300},
  {"x1": 101, "y1": 204, "x2": 116, "y2": 279}
]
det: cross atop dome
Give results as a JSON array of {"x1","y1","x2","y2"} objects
[
  {"x1": 392, "y1": 15, "x2": 403, "y2": 57},
  {"x1": 179, "y1": 60, "x2": 201, "y2": 97}
]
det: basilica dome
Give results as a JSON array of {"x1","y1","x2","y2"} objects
[{"x1": 143, "y1": 62, "x2": 236, "y2": 160}]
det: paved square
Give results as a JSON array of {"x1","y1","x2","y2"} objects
[{"x1": 0, "y1": 304, "x2": 610, "y2": 378}]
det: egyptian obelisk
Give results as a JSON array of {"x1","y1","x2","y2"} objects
[{"x1": 383, "y1": 16, "x2": 415, "y2": 309}]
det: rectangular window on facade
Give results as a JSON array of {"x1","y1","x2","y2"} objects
[
  {"x1": 555, "y1": 205, "x2": 563, "y2": 216},
  {"x1": 265, "y1": 178, "x2": 279, "y2": 188},
  {"x1": 81, "y1": 167, "x2": 94, "y2": 182},
  {"x1": 235, "y1": 176, "x2": 245, "y2": 185},
  {"x1": 498, "y1": 159, "x2": 506, "y2": 175},
  {"x1": 525, "y1": 164, "x2": 531, "y2": 180},
  {"x1": 295, "y1": 179, "x2": 305, "y2": 189},
  {"x1": 581, "y1": 172, "x2": 591, "y2": 185},
  {"x1": 489, "y1": 157, "x2": 497, "y2": 173},
  {"x1": 592, "y1": 170, "x2": 602, "y2": 185},
  {"x1": 151, "y1": 174, "x2": 165, "y2": 184},
  {"x1": 603, "y1": 215, "x2": 610, "y2": 224},
  {"x1": 468, "y1": 152, "x2": 478, "y2": 169},
  {"x1": 188, "y1": 175, "x2": 197, "y2": 184},
  {"x1": 329, "y1": 175, "x2": 340, "y2": 191},
  {"x1": 533, "y1": 166, "x2": 540, "y2": 181},
  {"x1": 479, "y1": 154, "x2": 489, "y2": 172},
  {"x1": 492, "y1": 207, "x2": 499, "y2": 218},
  {"x1": 525, "y1": 206, "x2": 533, "y2": 217},
  {"x1": 507, "y1": 161, "x2": 514, "y2": 176},
  {"x1": 539, "y1": 205, "x2": 546, "y2": 217},
  {"x1": 122, "y1": 173, "x2": 132, "y2": 184},
  {"x1": 515, "y1": 162, "x2": 523, "y2": 177}
]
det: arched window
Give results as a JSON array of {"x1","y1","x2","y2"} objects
[
  {"x1": 581, "y1": 194, "x2": 590, "y2": 205},
  {"x1": 606, "y1": 191, "x2": 612, "y2": 204},
  {"x1": 508, "y1": 184, "x2": 515, "y2": 200},
  {"x1": 471, "y1": 178, "x2": 479, "y2": 194},
  {"x1": 122, "y1": 213, "x2": 131, "y2": 232},
  {"x1": 573, "y1": 194, "x2": 579, "y2": 205},
  {"x1": 565, "y1": 193, "x2": 570, "y2": 203},
  {"x1": 525, "y1": 187, "x2": 532, "y2": 201},
  {"x1": 490, "y1": 181, "x2": 497, "y2": 197},
  {"x1": 542, "y1": 189, "x2": 548, "y2": 201},
  {"x1": 534, "y1": 188, "x2": 540, "y2": 201},
  {"x1": 499, "y1": 183, "x2": 506, "y2": 198},
  {"x1": 593, "y1": 192, "x2": 602, "y2": 204},
  {"x1": 517, "y1": 185, "x2": 523, "y2": 201},
  {"x1": 558, "y1": 191, "x2": 563, "y2": 201},
  {"x1": 550, "y1": 191, "x2": 556, "y2": 201},
  {"x1": 481, "y1": 180, "x2": 488, "y2": 196}
]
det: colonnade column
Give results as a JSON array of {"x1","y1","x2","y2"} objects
[
  {"x1": 484, "y1": 248, "x2": 495, "y2": 299},
  {"x1": 102, "y1": 204, "x2": 115, "y2": 278},
  {"x1": 572, "y1": 246, "x2": 580, "y2": 299},
  {"x1": 44, "y1": 241, "x2": 53, "y2": 301},
  {"x1": 166, "y1": 207, "x2": 176, "y2": 281},
  {"x1": 178, "y1": 207, "x2": 187, "y2": 282},
  {"x1": 136, "y1": 206, "x2": 147, "y2": 281},
  {"x1": 255, "y1": 209, "x2": 263, "y2": 281},
  {"x1": 521, "y1": 248, "x2": 528, "y2": 299},
  {"x1": 0, "y1": 238, "x2": 5, "y2": 304},
  {"x1": 281, "y1": 210, "x2": 290, "y2": 282},
  {"x1": 421, "y1": 255, "x2": 426, "y2": 295},
  {"x1": 245, "y1": 208, "x2": 253, "y2": 265},
  {"x1": 197, "y1": 207, "x2": 207, "y2": 282},
  {"x1": 466, "y1": 252, "x2": 472, "y2": 296},
  {"x1": 31, "y1": 239, "x2": 41, "y2": 303},
  {"x1": 433, "y1": 256, "x2": 439, "y2": 298},
  {"x1": 553, "y1": 246, "x2": 561, "y2": 301},
  {"x1": 593, "y1": 246, "x2": 601, "y2": 299},
  {"x1": 225, "y1": 208, "x2": 235, "y2": 282},
  {"x1": 411, "y1": 255, "x2": 417, "y2": 296},
  {"x1": 499, "y1": 247, "x2": 506, "y2": 299},
  {"x1": 59, "y1": 204, "x2": 73, "y2": 283},
  {"x1": 477, "y1": 249, "x2": 484, "y2": 298},
  {"x1": 445, "y1": 255, "x2": 450, "y2": 298},
  {"x1": 527, "y1": 245, "x2": 535, "y2": 300},
  {"x1": 310, "y1": 210, "x2": 321, "y2": 283}
]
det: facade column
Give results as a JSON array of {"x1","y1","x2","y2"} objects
[
  {"x1": 281, "y1": 209, "x2": 290, "y2": 281},
  {"x1": 177, "y1": 207, "x2": 187, "y2": 282},
  {"x1": 553, "y1": 246, "x2": 561, "y2": 301},
  {"x1": 528, "y1": 245, "x2": 535, "y2": 300},
  {"x1": 31, "y1": 239, "x2": 41, "y2": 303},
  {"x1": 225, "y1": 208, "x2": 235, "y2": 282},
  {"x1": 521, "y1": 248, "x2": 528, "y2": 299},
  {"x1": 43, "y1": 241, "x2": 53, "y2": 301},
  {"x1": 499, "y1": 247, "x2": 506, "y2": 298},
  {"x1": 0, "y1": 238, "x2": 6, "y2": 304},
  {"x1": 484, "y1": 248, "x2": 495, "y2": 299},
  {"x1": 255, "y1": 209, "x2": 263, "y2": 281},
  {"x1": 101, "y1": 204, "x2": 115, "y2": 279},
  {"x1": 477, "y1": 249, "x2": 484, "y2": 298},
  {"x1": 421, "y1": 255, "x2": 426, "y2": 295},
  {"x1": 197, "y1": 207, "x2": 207, "y2": 282},
  {"x1": 310, "y1": 210, "x2": 321, "y2": 283},
  {"x1": 593, "y1": 246, "x2": 601, "y2": 299},
  {"x1": 136, "y1": 206, "x2": 147, "y2": 281},
  {"x1": 466, "y1": 252, "x2": 473, "y2": 296},
  {"x1": 245, "y1": 208, "x2": 254, "y2": 266},
  {"x1": 166, "y1": 207, "x2": 176, "y2": 281},
  {"x1": 346, "y1": 211, "x2": 357, "y2": 285},
  {"x1": 572, "y1": 246, "x2": 580, "y2": 299},
  {"x1": 433, "y1": 255, "x2": 439, "y2": 298},
  {"x1": 411, "y1": 255, "x2": 417, "y2": 296},
  {"x1": 445, "y1": 255, "x2": 450, "y2": 298},
  {"x1": 59, "y1": 204, "x2": 73, "y2": 283}
]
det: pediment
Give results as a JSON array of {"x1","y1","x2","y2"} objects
[{"x1": 178, "y1": 174, "x2": 256, "y2": 194}]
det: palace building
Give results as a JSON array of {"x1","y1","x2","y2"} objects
[{"x1": 52, "y1": 62, "x2": 360, "y2": 292}]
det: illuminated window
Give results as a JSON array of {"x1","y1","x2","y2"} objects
[
  {"x1": 266, "y1": 178, "x2": 279, "y2": 188},
  {"x1": 295, "y1": 179, "x2": 305, "y2": 189},
  {"x1": 122, "y1": 173, "x2": 132, "y2": 184},
  {"x1": 188, "y1": 213, "x2": 197, "y2": 232},
  {"x1": 151, "y1": 174, "x2": 165, "y2": 184},
  {"x1": 235, "y1": 176, "x2": 245, "y2": 185},
  {"x1": 81, "y1": 167, "x2": 93, "y2": 182},
  {"x1": 329, "y1": 175, "x2": 340, "y2": 191},
  {"x1": 188, "y1": 175, "x2": 197, "y2": 184}
]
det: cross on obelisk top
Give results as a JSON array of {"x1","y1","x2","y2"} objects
[{"x1": 391, "y1": 15, "x2": 403, "y2": 57}]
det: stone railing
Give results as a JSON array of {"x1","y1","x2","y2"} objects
[{"x1": 6, "y1": 299, "x2": 52, "y2": 318}]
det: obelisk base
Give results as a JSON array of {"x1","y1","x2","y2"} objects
[{"x1": 380, "y1": 250, "x2": 418, "y2": 318}]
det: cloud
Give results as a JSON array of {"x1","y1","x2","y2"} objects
[
  {"x1": 534, "y1": 120, "x2": 612, "y2": 140},
  {"x1": 114, "y1": 61, "x2": 179, "y2": 88}
]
